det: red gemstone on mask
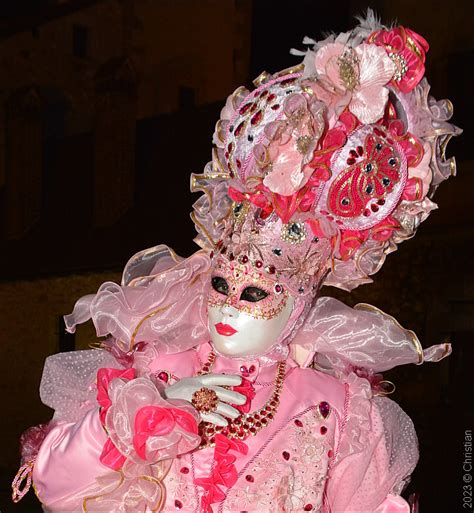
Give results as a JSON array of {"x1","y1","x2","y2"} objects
[
  {"x1": 347, "y1": 157, "x2": 356, "y2": 165},
  {"x1": 377, "y1": 199, "x2": 385, "y2": 205},
  {"x1": 267, "y1": 265, "x2": 276, "y2": 274},
  {"x1": 175, "y1": 499, "x2": 183, "y2": 509},
  {"x1": 318, "y1": 401, "x2": 330, "y2": 418},
  {"x1": 363, "y1": 209, "x2": 370, "y2": 217},
  {"x1": 328, "y1": 449, "x2": 333, "y2": 458},
  {"x1": 371, "y1": 204, "x2": 379, "y2": 212},
  {"x1": 157, "y1": 371, "x2": 169, "y2": 383},
  {"x1": 251, "y1": 110, "x2": 263, "y2": 125},
  {"x1": 227, "y1": 142, "x2": 234, "y2": 152},
  {"x1": 229, "y1": 253, "x2": 235, "y2": 261},
  {"x1": 320, "y1": 426, "x2": 327, "y2": 435},
  {"x1": 241, "y1": 255, "x2": 249, "y2": 263},
  {"x1": 304, "y1": 504, "x2": 313, "y2": 511},
  {"x1": 349, "y1": 149, "x2": 358, "y2": 158},
  {"x1": 248, "y1": 365, "x2": 256, "y2": 373},
  {"x1": 357, "y1": 145, "x2": 364, "y2": 156},
  {"x1": 255, "y1": 260, "x2": 263, "y2": 268},
  {"x1": 245, "y1": 474, "x2": 254, "y2": 482},
  {"x1": 282, "y1": 451, "x2": 290, "y2": 460},
  {"x1": 271, "y1": 104, "x2": 280, "y2": 110},
  {"x1": 180, "y1": 467, "x2": 189, "y2": 474},
  {"x1": 259, "y1": 90, "x2": 268, "y2": 98},
  {"x1": 267, "y1": 93, "x2": 276, "y2": 102},
  {"x1": 236, "y1": 159, "x2": 241, "y2": 168},
  {"x1": 294, "y1": 419, "x2": 303, "y2": 427},
  {"x1": 274, "y1": 284, "x2": 282, "y2": 293}
]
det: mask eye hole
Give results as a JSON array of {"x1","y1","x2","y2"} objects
[
  {"x1": 240, "y1": 286, "x2": 269, "y2": 303},
  {"x1": 211, "y1": 276, "x2": 229, "y2": 296}
]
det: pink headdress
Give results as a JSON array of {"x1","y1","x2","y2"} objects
[{"x1": 191, "y1": 13, "x2": 461, "y2": 294}]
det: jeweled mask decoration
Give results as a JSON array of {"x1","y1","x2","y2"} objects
[
  {"x1": 191, "y1": 13, "x2": 460, "y2": 293},
  {"x1": 207, "y1": 256, "x2": 295, "y2": 357}
]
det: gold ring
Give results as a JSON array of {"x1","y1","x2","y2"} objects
[{"x1": 191, "y1": 387, "x2": 219, "y2": 414}]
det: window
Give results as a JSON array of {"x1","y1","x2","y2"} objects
[{"x1": 73, "y1": 24, "x2": 88, "y2": 58}]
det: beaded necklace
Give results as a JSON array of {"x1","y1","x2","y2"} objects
[{"x1": 197, "y1": 351, "x2": 286, "y2": 449}]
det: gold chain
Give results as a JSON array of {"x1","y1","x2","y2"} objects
[{"x1": 196, "y1": 352, "x2": 286, "y2": 449}]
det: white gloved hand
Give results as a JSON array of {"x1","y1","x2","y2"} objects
[{"x1": 163, "y1": 374, "x2": 246, "y2": 427}]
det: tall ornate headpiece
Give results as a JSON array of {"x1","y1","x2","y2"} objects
[{"x1": 191, "y1": 12, "x2": 461, "y2": 297}]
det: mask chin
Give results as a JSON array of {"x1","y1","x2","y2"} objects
[{"x1": 207, "y1": 296, "x2": 295, "y2": 358}]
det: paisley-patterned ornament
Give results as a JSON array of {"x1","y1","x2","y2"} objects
[{"x1": 317, "y1": 125, "x2": 408, "y2": 231}]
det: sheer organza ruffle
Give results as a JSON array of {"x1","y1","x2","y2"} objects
[
  {"x1": 64, "y1": 245, "x2": 211, "y2": 354},
  {"x1": 105, "y1": 375, "x2": 200, "y2": 465},
  {"x1": 290, "y1": 295, "x2": 451, "y2": 374}
]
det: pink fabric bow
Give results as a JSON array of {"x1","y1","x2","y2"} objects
[
  {"x1": 97, "y1": 367, "x2": 136, "y2": 425},
  {"x1": 96, "y1": 367, "x2": 136, "y2": 470},
  {"x1": 133, "y1": 406, "x2": 198, "y2": 461}
]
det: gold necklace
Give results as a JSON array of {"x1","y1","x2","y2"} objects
[{"x1": 197, "y1": 352, "x2": 286, "y2": 449}]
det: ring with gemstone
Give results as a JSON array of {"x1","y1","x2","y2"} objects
[{"x1": 191, "y1": 387, "x2": 219, "y2": 414}]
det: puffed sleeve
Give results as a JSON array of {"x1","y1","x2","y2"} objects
[
  {"x1": 325, "y1": 373, "x2": 418, "y2": 512},
  {"x1": 15, "y1": 349, "x2": 201, "y2": 511}
]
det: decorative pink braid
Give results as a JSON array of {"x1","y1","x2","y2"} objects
[{"x1": 12, "y1": 457, "x2": 35, "y2": 502}]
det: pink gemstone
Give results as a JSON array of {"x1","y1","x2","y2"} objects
[
  {"x1": 282, "y1": 451, "x2": 290, "y2": 461},
  {"x1": 240, "y1": 365, "x2": 249, "y2": 377},
  {"x1": 157, "y1": 371, "x2": 169, "y2": 383},
  {"x1": 318, "y1": 401, "x2": 330, "y2": 419},
  {"x1": 175, "y1": 499, "x2": 183, "y2": 509},
  {"x1": 245, "y1": 474, "x2": 254, "y2": 482},
  {"x1": 304, "y1": 505, "x2": 313, "y2": 511},
  {"x1": 320, "y1": 426, "x2": 327, "y2": 435},
  {"x1": 294, "y1": 419, "x2": 303, "y2": 427},
  {"x1": 180, "y1": 467, "x2": 189, "y2": 474}
]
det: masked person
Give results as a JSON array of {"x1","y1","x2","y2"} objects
[{"x1": 13, "y1": 12, "x2": 460, "y2": 513}]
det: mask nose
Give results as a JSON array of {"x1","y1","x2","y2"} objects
[{"x1": 220, "y1": 301, "x2": 239, "y2": 318}]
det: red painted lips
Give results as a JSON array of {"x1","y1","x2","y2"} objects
[{"x1": 214, "y1": 323, "x2": 237, "y2": 336}]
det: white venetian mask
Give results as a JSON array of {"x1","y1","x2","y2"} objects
[{"x1": 207, "y1": 257, "x2": 294, "y2": 358}]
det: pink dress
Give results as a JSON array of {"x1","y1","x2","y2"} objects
[{"x1": 30, "y1": 340, "x2": 417, "y2": 513}]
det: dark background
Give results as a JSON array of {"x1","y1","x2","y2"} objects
[{"x1": 0, "y1": 1, "x2": 472, "y2": 512}]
